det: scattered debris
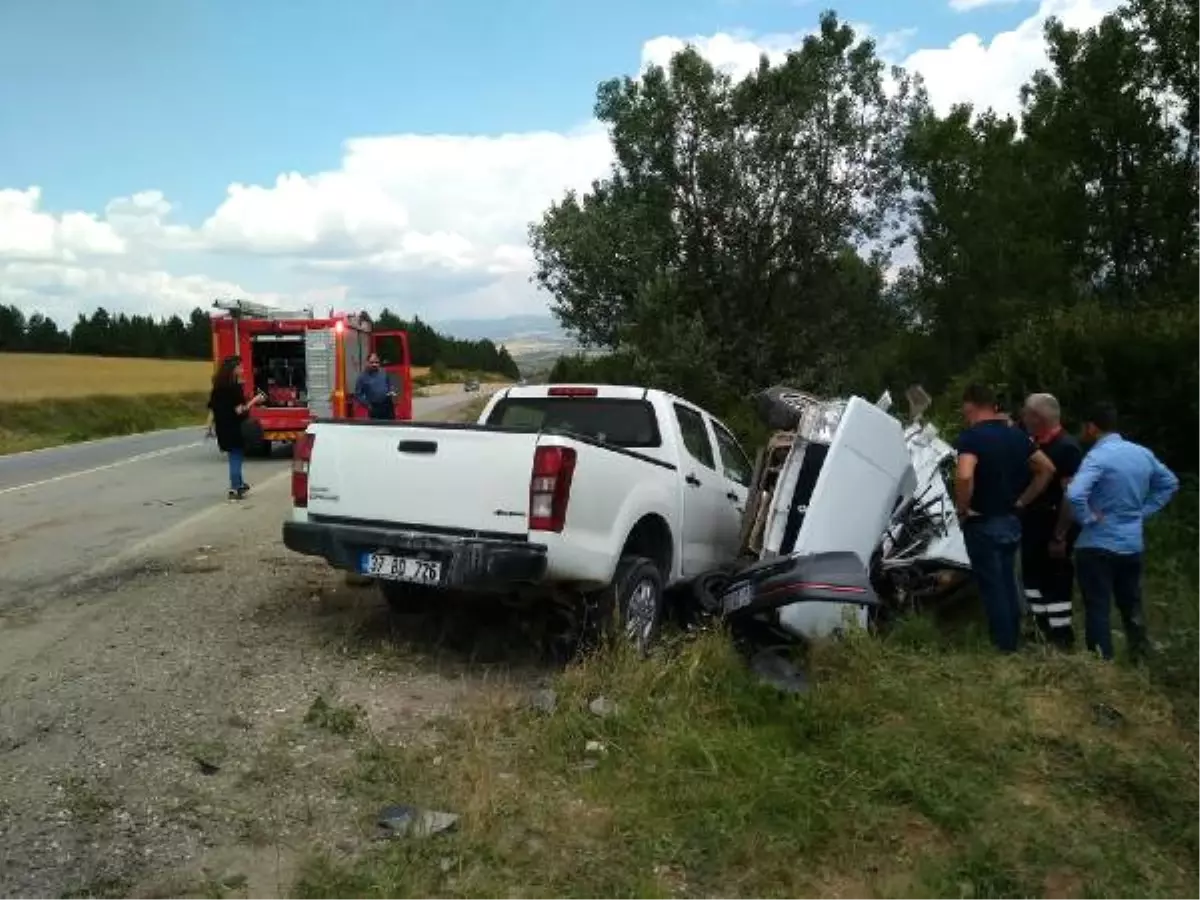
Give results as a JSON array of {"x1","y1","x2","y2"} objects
[
  {"x1": 588, "y1": 695, "x2": 619, "y2": 718},
  {"x1": 584, "y1": 740, "x2": 608, "y2": 756},
  {"x1": 376, "y1": 804, "x2": 459, "y2": 838},
  {"x1": 528, "y1": 688, "x2": 558, "y2": 714}
]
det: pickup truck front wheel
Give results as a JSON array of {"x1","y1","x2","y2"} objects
[{"x1": 590, "y1": 555, "x2": 664, "y2": 655}]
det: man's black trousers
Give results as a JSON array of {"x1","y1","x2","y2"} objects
[{"x1": 1020, "y1": 516, "x2": 1076, "y2": 649}]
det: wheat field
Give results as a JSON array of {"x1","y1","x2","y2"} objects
[
  {"x1": 0, "y1": 354, "x2": 213, "y2": 400},
  {"x1": 0, "y1": 354, "x2": 434, "y2": 401}
]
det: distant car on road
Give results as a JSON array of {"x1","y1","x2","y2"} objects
[{"x1": 464, "y1": 379, "x2": 480, "y2": 392}]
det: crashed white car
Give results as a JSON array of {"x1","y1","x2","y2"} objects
[{"x1": 711, "y1": 386, "x2": 971, "y2": 641}]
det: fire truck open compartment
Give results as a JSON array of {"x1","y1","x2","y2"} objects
[{"x1": 249, "y1": 333, "x2": 308, "y2": 408}]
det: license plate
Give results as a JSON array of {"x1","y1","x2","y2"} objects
[
  {"x1": 361, "y1": 551, "x2": 442, "y2": 586},
  {"x1": 722, "y1": 582, "x2": 754, "y2": 614}
]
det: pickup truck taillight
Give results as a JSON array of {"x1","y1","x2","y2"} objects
[
  {"x1": 529, "y1": 445, "x2": 576, "y2": 532},
  {"x1": 292, "y1": 433, "x2": 316, "y2": 507}
]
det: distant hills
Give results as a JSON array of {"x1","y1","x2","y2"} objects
[{"x1": 431, "y1": 314, "x2": 581, "y2": 372}]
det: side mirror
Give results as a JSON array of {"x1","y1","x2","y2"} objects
[{"x1": 875, "y1": 390, "x2": 893, "y2": 413}]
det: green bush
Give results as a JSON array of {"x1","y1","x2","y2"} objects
[{"x1": 949, "y1": 302, "x2": 1198, "y2": 470}]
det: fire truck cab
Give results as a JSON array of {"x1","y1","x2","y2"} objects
[{"x1": 210, "y1": 298, "x2": 413, "y2": 455}]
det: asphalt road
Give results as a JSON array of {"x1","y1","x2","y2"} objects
[{"x1": 0, "y1": 385, "x2": 501, "y2": 607}]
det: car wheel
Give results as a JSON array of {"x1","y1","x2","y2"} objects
[
  {"x1": 589, "y1": 555, "x2": 665, "y2": 655},
  {"x1": 378, "y1": 580, "x2": 437, "y2": 614}
]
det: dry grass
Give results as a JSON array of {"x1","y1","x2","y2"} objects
[
  {"x1": 410, "y1": 366, "x2": 431, "y2": 379},
  {"x1": 0, "y1": 353, "x2": 213, "y2": 400}
]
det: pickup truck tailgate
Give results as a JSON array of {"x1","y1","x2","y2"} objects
[{"x1": 307, "y1": 424, "x2": 538, "y2": 536}]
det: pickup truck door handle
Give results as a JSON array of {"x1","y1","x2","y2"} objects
[
  {"x1": 726, "y1": 491, "x2": 739, "y2": 501},
  {"x1": 397, "y1": 439, "x2": 438, "y2": 454},
  {"x1": 685, "y1": 473, "x2": 702, "y2": 487}
]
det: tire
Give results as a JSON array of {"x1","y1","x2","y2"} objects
[
  {"x1": 378, "y1": 579, "x2": 437, "y2": 614},
  {"x1": 753, "y1": 385, "x2": 819, "y2": 431},
  {"x1": 588, "y1": 555, "x2": 665, "y2": 655}
]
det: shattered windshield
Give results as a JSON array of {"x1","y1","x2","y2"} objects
[{"x1": 486, "y1": 397, "x2": 662, "y2": 448}]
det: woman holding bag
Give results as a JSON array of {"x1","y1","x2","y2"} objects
[{"x1": 206, "y1": 355, "x2": 264, "y2": 500}]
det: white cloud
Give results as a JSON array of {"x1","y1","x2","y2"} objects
[
  {"x1": 949, "y1": 0, "x2": 1027, "y2": 12},
  {"x1": 644, "y1": 0, "x2": 1120, "y2": 118},
  {"x1": 0, "y1": 188, "x2": 126, "y2": 263},
  {"x1": 907, "y1": 0, "x2": 1120, "y2": 116},
  {"x1": 2, "y1": 0, "x2": 1121, "y2": 326}
]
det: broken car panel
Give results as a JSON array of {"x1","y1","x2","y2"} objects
[{"x1": 713, "y1": 384, "x2": 971, "y2": 643}]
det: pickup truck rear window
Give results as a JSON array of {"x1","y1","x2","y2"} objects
[{"x1": 486, "y1": 397, "x2": 662, "y2": 448}]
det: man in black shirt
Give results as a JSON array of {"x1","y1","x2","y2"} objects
[
  {"x1": 1019, "y1": 393, "x2": 1084, "y2": 649},
  {"x1": 954, "y1": 384, "x2": 1057, "y2": 652}
]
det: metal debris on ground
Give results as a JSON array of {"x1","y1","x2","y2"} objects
[
  {"x1": 376, "y1": 804, "x2": 460, "y2": 838},
  {"x1": 528, "y1": 688, "x2": 558, "y2": 714},
  {"x1": 588, "y1": 696, "x2": 618, "y2": 718}
]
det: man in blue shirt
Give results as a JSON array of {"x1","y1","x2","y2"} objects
[
  {"x1": 954, "y1": 384, "x2": 1057, "y2": 652},
  {"x1": 354, "y1": 353, "x2": 397, "y2": 420},
  {"x1": 1064, "y1": 402, "x2": 1179, "y2": 661}
]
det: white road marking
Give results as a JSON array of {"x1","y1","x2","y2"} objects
[
  {"x1": 0, "y1": 441, "x2": 205, "y2": 497},
  {"x1": 0, "y1": 425, "x2": 201, "y2": 460}
]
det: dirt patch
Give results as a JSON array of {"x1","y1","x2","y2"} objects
[{"x1": 0, "y1": 481, "x2": 550, "y2": 898}]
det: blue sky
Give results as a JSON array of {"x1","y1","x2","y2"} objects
[{"x1": 0, "y1": 0, "x2": 1116, "y2": 325}]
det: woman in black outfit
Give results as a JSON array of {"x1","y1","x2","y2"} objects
[{"x1": 206, "y1": 355, "x2": 263, "y2": 500}]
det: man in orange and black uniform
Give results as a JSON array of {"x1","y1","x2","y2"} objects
[{"x1": 1019, "y1": 393, "x2": 1084, "y2": 649}]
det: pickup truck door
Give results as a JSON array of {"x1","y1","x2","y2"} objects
[
  {"x1": 709, "y1": 418, "x2": 753, "y2": 557},
  {"x1": 671, "y1": 403, "x2": 727, "y2": 576}
]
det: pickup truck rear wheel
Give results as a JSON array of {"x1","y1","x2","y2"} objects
[
  {"x1": 591, "y1": 555, "x2": 664, "y2": 655},
  {"x1": 379, "y1": 580, "x2": 436, "y2": 614}
]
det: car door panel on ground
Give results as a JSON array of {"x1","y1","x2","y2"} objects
[{"x1": 673, "y1": 402, "x2": 729, "y2": 575}]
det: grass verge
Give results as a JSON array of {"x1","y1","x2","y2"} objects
[
  {"x1": 444, "y1": 396, "x2": 493, "y2": 424},
  {"x1": 295, "y1": 496, "x2": 1198, "y2": 899},
  {"x1": 0, "y1": 393, "x2": 209, "y2": 454}
]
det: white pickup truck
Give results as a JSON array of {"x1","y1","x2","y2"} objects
[{"x1": 282, "y1": 384, "x2": 757, "y2": 648}]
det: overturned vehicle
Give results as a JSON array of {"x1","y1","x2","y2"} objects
[{"x1": 691, "y1": 385, "x2": 972, "y2": 643}]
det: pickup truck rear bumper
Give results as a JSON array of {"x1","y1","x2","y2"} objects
[{"x1": 282, "y1": 519, "x2": 548, "y2": 591}]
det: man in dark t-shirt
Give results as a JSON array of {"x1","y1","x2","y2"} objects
[
  {"x1": 1019, "y1": 393, "x2": 1084, "y2": 649},
  {"x1": 954, "y1": 384, "x2": 1057, "y2": 652}
]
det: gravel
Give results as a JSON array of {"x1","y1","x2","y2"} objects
[{"x1": 0, "y1": 476, "x2": 544, "y2": 898}]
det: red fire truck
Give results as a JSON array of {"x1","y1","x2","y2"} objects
[{"x1": 210, "y1": 298, "x2": 413, "y2": 455}]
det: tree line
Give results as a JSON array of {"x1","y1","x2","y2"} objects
[
  {"x1": 539, "y1": 0, "x2": 1196, "y2": 471},
  {"x1": 0, "y1": 304, "x2": 520, "y2": 378}
]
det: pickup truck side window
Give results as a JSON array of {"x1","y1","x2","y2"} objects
[
  {"x1": 712, "y1": 421, "x2": 753, "y2": 487},
  {"x1": 673, "y1": 404, "x2": 715, "y2": 470}
]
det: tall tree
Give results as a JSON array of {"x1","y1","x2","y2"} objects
[{"x1": 531, "y1": 12, "x2": 925, "y2": 405}]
